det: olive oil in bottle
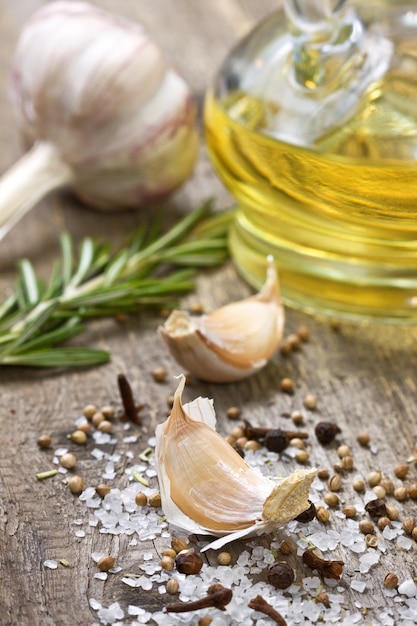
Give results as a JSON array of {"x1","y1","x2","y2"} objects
[{"x1": 205, "y1": 1, "x2": 417, "y2": 321}]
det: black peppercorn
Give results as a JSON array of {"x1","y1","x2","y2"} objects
[
  {"x1": 175, "y1": 550, "x2": 203, "y2": 575},
  {"x1": 365, "y1": 499, "x2": 388, "y2": 518},
  {"x1": 267, "y1": 561, "x2": 295, "y2": 589},
  {"x1": 264, "y1": 429, "x2": 290, "y2": 453},
  {"x1": 295, "y1": 501, "x2": 316, "y2": 523},
  {"x1": 315, "y1": 422, "x2": 341, "y2": 444}
]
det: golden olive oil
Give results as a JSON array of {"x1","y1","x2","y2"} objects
[{"x1": 204, "y1": 7, "x2": 417, "y2": 321}]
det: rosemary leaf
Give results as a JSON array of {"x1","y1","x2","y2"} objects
[{"x1": 0, "y1": 201, "x2": 232, "y2": 369}]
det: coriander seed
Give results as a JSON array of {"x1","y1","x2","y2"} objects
[
  {"x1": 402, "y1": 518, "x2": 415, "y2": 534},
  {"x1": 97, "y1": 555, "x2": 115, "y2": 571},
  {"x1": 394, "y1": 464, "x2": 409, "y2": 480},
  {"x1": 394, "y1": 486, "x2": 408, "y2": 501},
  {"x1": 408, "y1": 484, "x2": 417, "y2": 499},
  {"x1": 316, "y1": 506, "x2": 330, "y2": 523},
  {"x1": 297, "y1": 326, "x2": 310, "y2": 342},
  {"x1": 37, "y1": 434, "x2": 52, "y2": 449},
  {"x1": 92, "y1": 411, "x2": 105, "y2": 427},
  {"x1": 377, "y1": 517, "x2": 391, "y2": 531},
  {"x1": 60, "y1": 452, "x2": 76, "y2": 469},
  {"x1": 341, "y1": 456, "x2": 354, "y2": 471},
  {"x1": 226, "y1": 406, "x2": 240, "y2": 420},
  {"x1": 77, "y1": 422, "x2": 92, "y2": 436},
  {"x1": 287, "y1": 333, "x2": 301, "y2": 351},
  {"x1": 380, "y1": 478, "x2": 395, "y2": 494},
  {"x1": 291, "y1": 410, "x2": 304, "y2": 425},
  {"x1": 279, "y1": 377, "x2": 295, "y2": 394},
  {"x1": 70, "y1": 429, "x2": 87, "y2": 445},
  {"x1": 83, "y1": 404, "x2": 97, "y2": 420},
  {"x1": 68, "y1": 475, "x2": 84, "y2": 494},
  {"x1": 342, "y1": 505, "x2": 357, "y2": 518},
  {"x1": 367, "y1": 470, "x2": 382, "y2": 487},
  {"x1": 412, "y1": 527, "x2": 417, "y2": 541},
  {"x1": 96, "y1": 483, "x2": 111, "y2": 498},
  {"x1": 152, "y1": 366, "x2": 167, "y2": 383},
  {"x1": 161, "y1": 556, "x2": 175, "y2": 571},
  {"x1": 149, "y1": 492, "x2": 162, "y2": 508},
  {"x1": 327, "y1": 474, "x2": 342, "y2": 491},
  {"x1": 230, "y1": 426, "x2": 245, "y2": 439},
  {"x1": 383, "y1": 573, "x2": 399, "y2": 589},
  {"x1": 217, "y1": 552, "x2": 232, "y2": 566},
  {"x1": 316, "y1": 591, "x2": 330, "y2": 608},
  {"x1": 162, "y1": 548, "x2": 177, "y2": 559},
  {"x1": 198, "y1": 617, "x2": 212, "y2": 626},
  {"x1": 372, "y1": 485, "x2": 386, "y2": 499},
  {"x1": 324, "y1": 493, "x2": 339, "y2": 507},
  {"x1": 101, "y1": 405, "x2": 114, "y2": 419},
  {"x1": 244, "y1": 440, "x2": 260, "y2": 452},
  {"x1": 279, "y1": 540, "x2": 296, "y2": 555},
  {"x1": 356, "y1": 432, "x2": 370, "y2": 447},
  {"x1": 386, "y1": 505, "x2": 400, "y2": 521},
  {"x1": 352, "y1": 478, "x2": 365, "y2": 492},
  {"x1": 135, "y1": 492, "x2": 147, "y2": 506},
  {"x1": 295, "y1": 449, "x2": 310, "y2": 464},
  {"x1": 337, "y1": 444, "x2": 351, "y2": 458},
  {"x1": 97, "y1": 419, "x2": 112, "y2": 433},
  {"x1": 359, "y1": 520, "x2": 374, "y2": 534},
  {"x1": 166, "y1": 578, "x2": 180, "y2": 594},
  {"x1": 365, "y1": 534, "x2": 378, "y2": 548},
  {"x1": 171, "y1": 537, "x2": 188, "y2": 553},
  {"x1": 317, "y1": 467, "x2": 329, "y2": 480}
]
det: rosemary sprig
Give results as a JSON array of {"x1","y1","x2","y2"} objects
[{"x1": 0, "y1": 200, "x2": 233, "y2": 368}]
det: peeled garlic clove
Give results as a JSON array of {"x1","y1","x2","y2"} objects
[
  {"x1": 0, "y1": 1, "x2": 198, "y2": 239},
  {"x1": 155, "y1": 375, "x2": 316, "y2": 550},
  {"x1": 159, "y1": 257, "x2": 284, "y2": 382}
]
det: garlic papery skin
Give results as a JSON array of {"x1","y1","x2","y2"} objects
[
  {"x1": 155, "y1": 375, "x2": 316, "y2": 551},
  {"x1": 0, "y1": 1, "x2": 198, "y2": 240},
  {"x1": 159, "y1": 257, "x2": 284, "y2": 382}
]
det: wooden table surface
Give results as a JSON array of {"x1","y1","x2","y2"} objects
[{"x1": 1, "y1": 2, "x2": 417, "y2": 625}]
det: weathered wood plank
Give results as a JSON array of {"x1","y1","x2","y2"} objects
[{"x1": 1, "y1": 2, "x2": 417, "y2": 625}]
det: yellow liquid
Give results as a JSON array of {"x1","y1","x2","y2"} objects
[{"x1": 205, "y1": 87, "x2": 417, "y2": 321}]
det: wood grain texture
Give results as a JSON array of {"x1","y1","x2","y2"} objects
[{"x1": 1, "y1": 2, "x2": 417, "y2": 625}]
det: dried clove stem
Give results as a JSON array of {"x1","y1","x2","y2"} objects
[
  {"x1": 302, "y1": 549, "x2": 344, "y2": 580},
  {"x1": 243, "y1": 420, "x2": 308, "y2": 444},
  {"x1": 248, "y1": 595, "x2": 288, "y2": 625},
  {"x1": 117, "y1": 374, "x2": 143, "y2": 424},
  {"x1": 165, "y1": 584, "x2": 232, "y2": 613}
]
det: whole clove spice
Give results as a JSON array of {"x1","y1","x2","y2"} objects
[
  {"x1": 302, "y1": 549, "x2": 344, "y2": 580},
  {"x1": 165, "y1": 583, "x2": 232, "y2": 613},
  {"x1": 248, "y1": 595, "x2": 288, "y2": 625},
  {"x1": 315, "y1": 421, "x2": 341, "y2": 444},
  {"x1": 243, "y1": 420, "x2": 308, "y2": 450},
  {"x1": 117, "y1": 373, "x2": 143, "y2": 424}
]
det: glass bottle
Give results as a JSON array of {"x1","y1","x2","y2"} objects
[{"x1": 205, "y1": 0, "x2": 417, "y2": 321}]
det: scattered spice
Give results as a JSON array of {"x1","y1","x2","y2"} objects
[
  {"x1": 217, "y1": 552, "x2": 232, "y2": 566},
  {"x1": 279, "y1": 540, "x2": 296, "y2": 556},
  {"x1": 303, "y1": 394, "x2": 318, "y2": 410},
  {"x1": 60, "y1": 452, "x2": 76, "y2": 469},
  {"x1": 135, "y1": 492, "x2": 148, "y2": 506},
  {"x1": 408, "y1": 483, "x2": 417, "y2": 499},
  {"x1": 166, "y1": 578, "x2": 180, "y2": 594},
  {"x1": 97, "y1": 420, "x2": 112, "y2": 433},
  {"x1": 383, "y1": 573, "x2": 399, "y2": 589},
  {"x1": 70, "y1": 430, "x2": 87, "y2": 445},
  {"x1": 317, "y1": 467, "x2": 329, "y2": 480},
  {"x1": 83, "y1": 404, "x2": 97, "y2": 420},
  {"x1": 337, "y1": 444, "x2": 351, "y2": 458},
  {"x1": 97, "y1": 556, "x2": 115, "y2": 572},
  {"x1": 297, "y1": 326, "x2": 310, "y2": 342},
  {"x1": 149, "y1": 492, "x2": 162, "y2": 508},
  {"x1": 316, "y1": 506, "x2": 330, "y2": 523},
  {"x1": 402, "y1": 518, "x2": 415, "y2": 534},
  {"x1": 117, "y1": 373, "x2": 143, "y2": 424},
  {"x1": 165, "y1": 583, "x2": 232, "y2": 613},
  {"x1": 373, "y1": 485, "x2": 386, "y2": 500},
  {"x1": 175, "y1": 550, "x2": 203, "y2": 575},
  {"x1": 226, "y1": 406, "x2": 240, "y2": 420},
  {"x1": 267, "y1": 562, "x2": 295, "y2": 589},
  {"x1": 365, "y1": 499, "x2": 387, "y2": 518},
  {"x1": 359, "y1": 520, "x2": 375, "y2": 535},
  {"x1": 367, "y1": 470, "x2": 382, "y2": 487},
  {"x1": 68, "y1": 475, "x2": 84, "y2": 494},
  {"x1": 101, "y1": 405, "x2": 114, "y2": 420},
  {"x1": 353, "y1": 478, "x2": 365, "y2": 492},
  {"x1": 295, "y1": 501, "x2": 316, "y2": 523},
  {"x1": 37, "y1": 434, "x2": 52, "y2": 449},
  {"x1": 171, "y1": 537, "x2": 188, "y2": 554},
  {"x1": 342, "y1": 505, "x2": 357, "y2": 518},
  {"x1": 386, "y1": 505, "x2": 400, "y2": 521},
  {"x1": 327, "y1": 474, "x2": 342, "y2": 492},
  {"x1": 198, "y1": 617, "x2": 212, "y2": 626},
  {"x1": 365, "y1": 534, "x2": 378, "y2": 548},
  {"x1": 291, "y1": 410, "x2": 304, "y2": 425},
  {"x1": 95, "y1": 484, "x2": 111, "y2": 498},
  {"x1": 162, "y1": 549, "x2": 177, "y2": 559},
  {"x1": 92, "y1": 412, "x2": 105, "y2": 428},
  {"x1": 302, "y1": 550, "x2": 344, "y2": 580},
  {"x1": 394, "y1": 486, "x2": 408, "y2": 501},
  {"x1": 279, "y1": 377, "x2": 295, "y2": 394},
  {"x1": 295, "y1": 449, "x2": 310, "y2": 464},
  {"x1": 315, "y1": 422, "x2": 341, "y2": 444},
  {"x1": 248, "y1": 595, "x2": 287, "y2": 625},
  {"x1": 377, "y1": 517, "x2": 391, "y2": 531},
  {"x1": 160, "y1": 556, "x2": 175, "y2": 571},
  {"x1": 380, "y1": 478, "x2": 395, "y2": 494},
  {"x1": 316, "y1": 591, "x2": 330, "y2": 608},
  {"x1": 394, "y1": 464, "x2": 409, "y2": 480},
  {"x1": 324, "y1": 493, "x2": 339, "y2": 508},
  {"x1": 152, "y1": 366, "x2": 167, "y2": 383},
  {"x1": 357, "y1": 431, "x2": 370, "y2": 447}
]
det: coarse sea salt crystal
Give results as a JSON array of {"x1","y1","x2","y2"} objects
[
  {"x1": 75, "y1": 530, "x2": 85, "y2": 538},
  {"x1": 350, "y1": 579, "x2": 367, "y2": 592},
  {"x1": 97, "y1": 601, "x2": 124, "y2": 624},
  {"x1": 94, "y1": 572, "x2": 108, "y2": 581},
  {"x1": 396, "y1": 535, "x2": 413, "y2": 550},
  {"x1": 43, "y1": 559, "x2": 58, "y2": 569},
  {"x1": 398, "y1": 579, "x2": 417, "y2": 597},
  {"x1": 359, "y1": 551, "x2": 380, "y2": 573},
  {"x1": 307, "y1": 529, "x2": 340, "y2": 551}
]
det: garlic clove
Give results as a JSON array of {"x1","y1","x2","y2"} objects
[
  {"x1": 159, "y1": 257, "x2": 284, "y2": 382},
  {"x1": 155, "y1": 375, "x2": 316, "y2": 550}
]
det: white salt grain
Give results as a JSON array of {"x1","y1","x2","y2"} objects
[
  {"x1": 94, "y1": 572, "x2": 108, "y2": 581},
  {"x1": 396, "y1": 535, "x2": 413, "y2": 550},
  {"x1": 43, "y1": 559, "x2": 58, "y2": 569},
  {"x1": 351, "y1": 579, "x2": 367, "y2": 592},
  {"x1": 398, "y1": 579, "x2": 417, "y2": 598},
  {"x1": 75, "y1": 530, "x2": 85, "y2": 538}
]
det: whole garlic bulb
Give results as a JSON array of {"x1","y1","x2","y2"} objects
[
  {"x1": 159, "y1": 256, "x2": 284, "y2": 382},
  {"x1": 0, "y1": 1, "x2": 198, "y2": 239}
]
